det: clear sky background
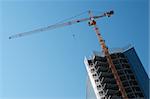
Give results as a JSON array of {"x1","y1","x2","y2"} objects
[{"x1": 0, "y1": 0, "x2": 149, "y2": 99}]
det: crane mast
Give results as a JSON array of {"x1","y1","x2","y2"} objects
[{"x1": 88, "y1": 11, "x2": 128, "y2": 99}]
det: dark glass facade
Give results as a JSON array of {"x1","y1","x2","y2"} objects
[{"x1": 124, "y1": 48, "x2": 149, "y2": 99}]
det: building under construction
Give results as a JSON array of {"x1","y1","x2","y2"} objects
[{"x1": 85, "y1": 46, "x2": 149, "y2": 99}]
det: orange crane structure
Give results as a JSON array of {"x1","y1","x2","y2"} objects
[{"x1": 9, "y1": 10, "x2": 128, "y2": 99}]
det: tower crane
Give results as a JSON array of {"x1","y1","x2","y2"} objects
[{"x1": 9, "y1": 10, "x2": 128, "y2": 99}]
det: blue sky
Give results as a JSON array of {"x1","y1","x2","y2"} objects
[{"x1": 0, "y1": 0, "x2": 149, "y2": 99}]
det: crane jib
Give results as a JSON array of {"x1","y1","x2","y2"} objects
[{"x1": 9, "y1": 10, "x2": 114, "y2": 39}]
